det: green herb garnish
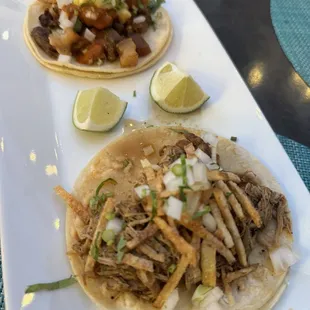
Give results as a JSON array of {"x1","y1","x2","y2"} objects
[
  {"x1": 90, "y1": 179, "x2": 117, "y2": 214},
  {"x1": 179, "y1": 186, "x2": 187, "y2": 210},
  {"x1": 123, "y1": 159, "x2": 130, "y2": 168},
  {"x1": 180, "y1": 154, "x2": 187, "y2": 186},
  {"x1": 148, "y1": 0, "x2": 165, "y2": 13},
  {"x1": 25, "y1": 276, "x2": 77, "y2": 294},
  {"x1": 192, "y1": 206, "x2": 211, "y2": 220},
  {"x1": 90, "y1": 232, "x2": 100, "y2": 261},
  {"x1": 168, "y1": 264, "x2": 176, "y2": 274},
  {"x1": 225, "y1": 192, "x2": 232, "y2": 198},
  {"x1": 96, "y1": 178, "x2": 117, "y2": 196},
  {"x1": 117, "y1": 236, "x2": 127, "y2": 263},
  {"x1": 73, "y1": 18, "x2": 83, "y2": 33},
  {"x1": 105, "y1": 212, "x2": 116, "y2": 220},
  {"x1": 133, "y1": 90, "x2": 137, "y2": 97},
  {"x1": 169, "y1": 128, "x2": 190, "y2": 135},
  {"x1": 150, "y1": 190, "x2": 157, "y2": 220},
  {"x1": 230, "y1": 136, "x2": 237, "y2": 142},
  {"x1": 137, "y1": 0, "x2": 145, "y2": 9},
  {"x1": 172, "y1": 163, "x2": 183, "y2": 176},
  {"x1": 102, "y1": 229, "x2": 115, "y2": 243}
]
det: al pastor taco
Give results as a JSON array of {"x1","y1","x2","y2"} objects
[
  {"x1": 24, "y1": 0, "x2": 172, "y2": 79},
  {"x1": 55, "y1": 127, "x2": 297, "y2": 309}
]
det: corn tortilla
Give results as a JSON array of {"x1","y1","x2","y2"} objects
[{"x1": 66, "y1": 127, "x2": 291, "y2": 310}]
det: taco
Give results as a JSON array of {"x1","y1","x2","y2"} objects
[
  {"x1": 55, "y1": 127, "x2": 297, "y2": 309},
  {"x1": 24, "y1": 0, "x2": 172, "y2": 79}
]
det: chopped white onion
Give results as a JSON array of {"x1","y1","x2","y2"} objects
[
  {"x1": 170, "y1": 157, "x2": 198, "y2": 168},
  {"x1": 84, "y1": 28, "x2": 96, "y2": 42},
  {"x1": 186, "y1": 166, "x2": 195, "y2": 186},
  {"x1": 140, "y1": 158, "x2": 152, "y2": 168},
  {"x1": 192, "y1": 286, "x2": 223, "y2": 307},
  {"x1": 143, "y1": 145, "x2": 154, "y2": 156},
  {"x1": 133, "y1": 15, "x2": 147, "y2": 24},
  {"x1": 57, "y1": 0, "x2": 72, "y2": 9},
  {"x1": 207, "y1": 163, "x2": 221, "y2": 171},
  {"x1": 57, "y1": 54, "x2": 72, "y2": 63},
  {"x1": 151, "y1": 164, "x2": 161, "y2": 171},
  {"x1": 59, "y1": 10, "x2": 74, "y2": 29},
  {"x1": 193, "y1": 162, "x2": 208, "y2": 183},
  {"x1": 106, "y1": 218, "x2": 124, "y2": 235},
  {"x1": 186, "y1": 192, "x2": 201, "y2": 215},
  {"x1": 134, "y1": 185, "x2": 150, "y2": 199},
  {"x1": 269, "y1": 246, "x2": 298, "y2": 275},
  {"x1": 211, "y1": 147, "x2": 217, "y2": 163},
  {"x1": 165, "y1": 177, "x2": 183, "y2": 191},
  {"x1": 163, "y1": 171, "x2": 176, "y2": 186},
  {"x1": 162, "y1": 289, "x2": 179, "y2": 310},
  {"x1": 202, "y1": 213, "x2": 217, "y2": 232},
  {"x1": 203, "y1": 133, "x2": 218, "y2": 147},
  {"x1": 195, "y1": 148, "x2": 212, "y2": 165},
  {"x1": 166, "y1": 197, "x2": 183, "y2": 220}
]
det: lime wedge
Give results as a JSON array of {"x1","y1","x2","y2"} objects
[
  {"x1": 150, "y1": 62, "x2": 210, "y2": 113},
  {"x1": 73, "y1": 87, "x2": 127, "y2": 132}
]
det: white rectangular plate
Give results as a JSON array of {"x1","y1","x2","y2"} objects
[{"x1": 0, "y1": 0, "x2": 310, "y2": 309}]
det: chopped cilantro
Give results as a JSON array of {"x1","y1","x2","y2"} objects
[{"x1": 192, "y1": 206, "x2": 211, "y2": 220}]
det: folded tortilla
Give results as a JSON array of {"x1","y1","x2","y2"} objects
[
  {"x1": 24, "y1": 1, "x2": 173, "y2": 79},
  {"x1": 66, "y1": 127, "x2": 291, "y2": 310}
]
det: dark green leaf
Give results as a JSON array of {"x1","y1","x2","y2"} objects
[
  {"x1": 133, "y1": 90, "x2": 137, "y2": 97},
  {"x1": 230, "y1": 136, "x2": 237, "y2": 142},
  {"x1": 73, "y1": 18, "x2": 83, "y2": 33},
  {"x1": 137, "y1": 0, "x2": 144, "y2": 9},
  {"x1": 150, "y1": 190, "x2": 157, "y2": 221},
  {"x1": 192, "y1": 206, "x2": 211, "y2": 219},
  {"x1": 25, "y1": 276, "x2": 76, "y2": 294},
  {"x1": 148, "y1": 0, "x2": 165, "y2": 13}
]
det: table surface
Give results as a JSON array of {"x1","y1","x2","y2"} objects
[{"x1": 195, "y1": 0, "x2": 310, "y2": 147}]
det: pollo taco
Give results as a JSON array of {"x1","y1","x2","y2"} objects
[
  {"x1": 55, "y1": 127, "x2": 297, "y2": 309},
  {"x1": 24, "y1": 0, "x2": 172, "y2": 79}
]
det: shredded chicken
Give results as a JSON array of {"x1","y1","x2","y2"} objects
[
  {"x1": 122, "y1": 253, "x2": 154, "y2": 272},
  {"x1": 126, "y1": 223, "x2": 158, "y2": 250}
]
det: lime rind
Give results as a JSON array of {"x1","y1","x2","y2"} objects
[
  {"x1": 72, "y1": 88, "x2": 127, "y2": 132},
  {"x1": 150, "y1": 62, "x2": 210, "y2": 114}
]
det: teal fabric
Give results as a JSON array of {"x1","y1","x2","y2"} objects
[
  {"x1": 0, "y1": 135, "x2": 309, "y2": 310},
  {"x1": 271, "y1": 0, "x2": 310, "y2": 85}
]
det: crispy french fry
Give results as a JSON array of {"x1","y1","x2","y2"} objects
[
  {"x1": 179, "y1": 213, "x2": 236, "y2": 265},
  {"x1": 207, "y1": 170, "x2": 241, "y2": 183},
  {"x1": 228, "y1": 181, "x2": 262, "y2": 228},
  {"x1": 137, "y1": 244, "x2": 165, "y2": 263},
  {"x1": 122, "y1": 253, "x2": 154, "y2": 272},
  {"x1": 201, "y1": 189, "x2": 213, "y2": 204},
  {"x1": 226, "y1": 265, "x2": 258, "y2": 283},
  {"x1": 144, "y1": 167, "x2": 156, "y2": 182},
  {"x1": 215, "y1": 181, "x2": 245, "y2": 221},
  {"x1": 84, "y1": 198, "x2": 115, "y2": 273},
  {"x1": 54, "y1": 186, "x2": 89, "y2": 224},
  {"x1": 126, "y1": 223, "x2": 158, "y2": 250},
  {"x1": 209, "y1": 200, "x2": 234, "y2": 248},
  {"x1": 213, "y1": 188, "x2": 247, "y2": 267},
  {"x1": 153, "y1": 255, "x2": 191, "y2": 308},
  {"x1": 167, "y1": 216, "x2": 178, "y2": 233},
  {"x1": 201, "y1": 240, "x2": 216, "y2": 287},
  {"x1": 191, "y1": 234, "x2": 201, "y2": 266},
  {"x1": 222, "y1": 268, "x2": 235, "y2": 305},
  {"x1": 153, "y1": 217, "x2": 196, "y2": 266}
]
